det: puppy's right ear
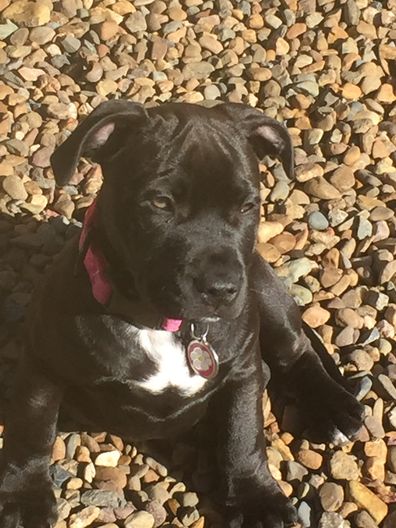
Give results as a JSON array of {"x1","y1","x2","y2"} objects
[{"x1": 51, "y1": 100, "x2": 148, "y2": 185}]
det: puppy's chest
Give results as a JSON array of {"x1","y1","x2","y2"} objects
[{"x1": 135, "y1": 329, "x2": 208, "y2": 396}]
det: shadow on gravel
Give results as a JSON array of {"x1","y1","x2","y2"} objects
[{"x1": 0, "y1": 210, "x2": 81, "y2": 425}]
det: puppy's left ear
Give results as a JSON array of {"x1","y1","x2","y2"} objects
[
  {"x1": 51, "y1": 100, "x2": 148, "y2": 185},
  {"x1": 221, "y1": 103, "x2": 294, "y2": 179}
]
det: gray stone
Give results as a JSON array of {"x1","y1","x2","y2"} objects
[
  {"x1": 298, "y1": 501, "x2": 312, "y2": 527},
  {"x1": 286, "y1": 461, "x2": 308, "y2": 481},
  {"x1": 270, "y1": 181, "x2": 290, "y2": 202},
  {"x1": 61, "y1": 36, "x2": 81, "y2": 53},
  {"x1": 308, "y1": 211, "x2": 329, "y2": 231},
  {"x1": 357, "y1": 218, "x2": 373, "y2": 240},
  {"x1": 81, "y1": 490, "x2": 123, "y2": 508},
  {"x1": 0, "y1": 21, "x2": 18, "y2": 39},
  {"x1": 49, "y1": 464, "x2": 73, "y2": 488},
  {"x1": 66, "y1": 433, "x2": 81, "y2": 459}
]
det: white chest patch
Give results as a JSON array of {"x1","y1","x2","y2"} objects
[{"x1": 136, "y1": 329, "x2": 208, "y2": 396}]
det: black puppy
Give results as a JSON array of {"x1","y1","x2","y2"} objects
[{"x1": 0, "y1": 102, "x2": 364, "y2": 528}]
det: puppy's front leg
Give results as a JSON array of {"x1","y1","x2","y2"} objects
[
  {"x1": 210, "y1": 345, "x2": 297, "y2": 528},
  {"x1": 0, "y1": 353, "x2": 62, "y2": 528},
  {"x1": 252, "y1": 253, "x2": 364, "y2": 442}
]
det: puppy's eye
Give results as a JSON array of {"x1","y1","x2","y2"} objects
[
  {"x1": 240, "y1": 202, "x2": 256, "y2": 214},
  {"x1": 151, "y1": 196, "x2": 173, "y2": 211}
]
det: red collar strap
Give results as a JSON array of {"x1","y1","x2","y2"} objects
[{"x1": 79, "y1": 201, "x2": 183, "y2": 333}]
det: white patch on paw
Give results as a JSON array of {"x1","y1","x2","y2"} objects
[
  {"x1": 332, "y1": 428, "x2": 350, "y2": 445},
  {"x1": 136, "y1": 329, "x2": 208, "y2": 396}
]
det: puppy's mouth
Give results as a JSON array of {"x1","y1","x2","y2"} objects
[
  {"x1": 200, "y1": 315, "x2": 221, "y2": 323},
  {"x1": 160, "y1": 296, "x2": 244, "y2": 325}
]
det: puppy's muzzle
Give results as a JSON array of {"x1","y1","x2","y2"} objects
[
  {"x1": 191, "y1": 248, "x2": 243, "y2": 310},
  {"x1": 194, "y1": 274, "x2": 240, "y2": 307}
]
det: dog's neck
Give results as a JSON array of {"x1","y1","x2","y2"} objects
[{"x1": 78, "y1": 200, "x2": 183, "y2": 333}]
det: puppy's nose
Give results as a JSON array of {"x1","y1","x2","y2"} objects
[{"x1": 195, "y1": 277, "x2": 239, "y2": 306}]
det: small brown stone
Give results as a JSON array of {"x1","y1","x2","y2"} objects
[
  {"x1": 364, "y1": 456, "x2": 385, "y2": 481},
  {"x1": 296, "y1": 449, "x2": 323, "y2": 470},
  {"x1": 2, "y1": 175, "x2": 28, "y2": 201},
  {"x1": 99, "y1": 21, "x2": 120, "y2": 40},
  {"x1": 257, "y1": 243, "x2": 281, "y2": 263},
  {"x1": 320, "y1": 268, "x2": 343, "y2": 288},
  {"x1": 270, "y1": 232, "x2": 296, "y2": 254},
  {"x1": 330, "y1": 166, "x2": 355, "y2": 192},
  {"x1": 335, "y1": 308, "x2": 363, "y2": 329},
  {"x1": 377, "y1": 84, "x2": 395, "y2": 103},
  {"x1": 52, "y1": 436, "x2": 66, "y2": 462},
  {"x1": 302, "y1": 305, "x2": 330, "y2": 328},
  {"x1": 286, "y1": 22, "x2": 306, "y2": 39},
  {"x1": 304, "y1": 177, "x2": 341, "y2": 200},
  {"x1": 94, "y1": 467, "x2": 127, "y2": 490},
  {"x1": 342, "y1": 83, "x2": 362, "y2": 99},
  {"x1": 257, "y1": 221, "x2": 284, "y2": 244}
]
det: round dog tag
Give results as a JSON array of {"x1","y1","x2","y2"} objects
[{"x1": 186, "y1": 339, "x2": 219, "y2": 379}]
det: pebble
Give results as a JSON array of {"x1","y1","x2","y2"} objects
[
  {"x1": 302, "y1": 305, "x2": 330, "y2": 328},
  {"x1": 330, "y1": 452, "x2": 360, "y2": 481},
  {"x1": 125, "y1": 511, "x2": 155, "y2": 528},
  {"x1": 355, "y1": 511, "x2": 379, "y2": 528},
  {"x1": 319, "y1": 483, "x2": 344, "y2": 512},
  {"x1": 305, "y1": 178, "x2": 341, "y2": 200},
  {"x1": 144, "y1": 501, "x2": 167, "y2": 527},
  {"x1": 319, "y1": 512, "x2": 350, "y2": 528},
  {"x1": 348, "y1": 481, "x2": 388, "y2": 524},
  {"x1": 2, "y1": 175, "x2": 28, "y2": 201},
  {"x1": 81, "y1": 490, "x2": 122, "y2": 508},
  {"x1": 298, "y1": 501, "x2": 312, "y2": 527},
  {"x1": 308, "y1": 211, "x2": 329, "y2": 231},
  {"x1": 94, "y1": 467, "x2": 127, "y2": 490},
  {"x1": 68, "y1": 506, "x2": 101, "y2": 528}
]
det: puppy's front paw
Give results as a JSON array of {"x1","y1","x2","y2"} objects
[
  {"x1": 0, "y1": 471, "x2": 57, "y2": 528},
  {"x1": 226, "y1": 487, "x2": 298, "y2": 528},
  {"x1": 304, "y1": 384, "x2": 365, "y2": 443}
]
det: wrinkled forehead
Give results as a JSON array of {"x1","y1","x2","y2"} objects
[{"x1": 147, "y1": 116, "x2": 260, "y2": 197}]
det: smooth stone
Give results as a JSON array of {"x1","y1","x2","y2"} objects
[
  {"x1": 125, "y1": 511, "x2": 155, "y2": 528},
  {"x1": 2, "y1": 175, "x2": 28, "y2": 201},
  {"x1": 319, "y1": 512, "x2": 350, "y2": 528},
  {"x1": 298, "y1": 501, "x2": 312, "y2": 527},
  {"x1": 69, "y1": 506, "x2": 101, "y2": 528},
  {"x1": 319, "y1": 483, "x2": 344, "y2": 512},
  {"x1": 330, "y1": 451, "x2": 360, "y2": 480},
  {"x1": 81, "y1": 490, "x2": 123, "y2": 508},
  {"x1": 308, "y1": 211, "x2": 329, "y2": 230},
  {"x1": 348, "y1": 481, "x2": 388, "y2": 524}
]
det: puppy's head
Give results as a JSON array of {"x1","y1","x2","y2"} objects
[{"x1": 51, "y1": 101, "x2": 293, "y2": 322}]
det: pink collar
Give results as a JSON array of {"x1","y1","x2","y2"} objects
[{"x1": 79, "y1": 201, "x2": 183, "y2": 333}]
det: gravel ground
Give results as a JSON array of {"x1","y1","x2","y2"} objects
[{"x1": 0, "y1": 0, "x2": 395, "y2": 527}]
